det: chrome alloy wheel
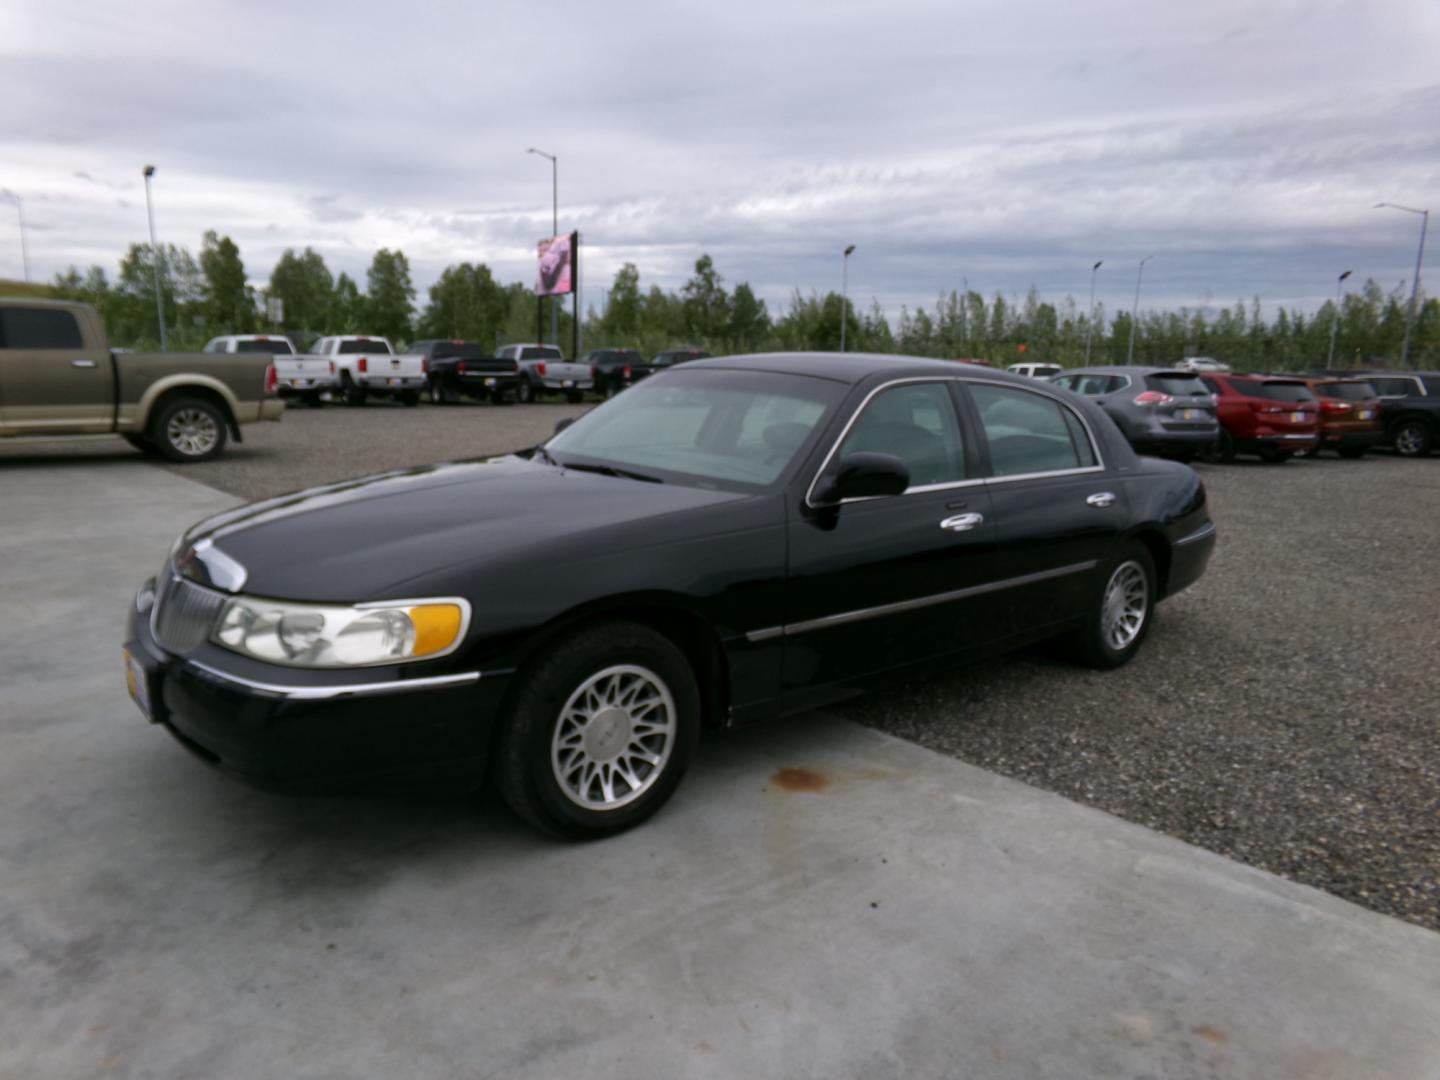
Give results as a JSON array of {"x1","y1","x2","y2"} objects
[
  {"x1": 551, "y1": 664, "x2": 676, "y2": 811},
  {"x1": 1394, "y1": 424, "x2": 1425, "y2": 456},
  {"x1": 166, "y1": 408, "x2": 220, "y2": 457},
  {"x1": 1102, "y1": 560, "x2": 1149, "y2": 651}
]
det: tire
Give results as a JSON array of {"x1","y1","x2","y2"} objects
[
  {"x1": 303, "y1": 392, "x2": 324, "y2": 409},
  {"x1": 1391, "y1": 420, "x2": 1433, "y2": 458},
  {"x1": 399, "y1": 391, "x2": 420, "y2": 407},
  {"x1": 341, "y1": 376, "x2": 366, "y2": 407},
  {"x1": 493, "y1": 621, "x2": 701, "y2": 839},
  {"x1": 1337, "y1": 446, "x2": 1366, "y2": 460},
  {"x1": 517, "y1": 379, "x2": 537, "y2": 404},
  {"x1": 1203, "y1": 429, "x2": 1235, "y2": 464},
  {"x1": 1069, "y1": 542, "x2": 1156, "y2": 670},
  {"x1": 148, "y1": 396, "x2": 228, "y2": 463},
  {"x1": 426, "y1": 382, "x2": 445, "y2": 405}
]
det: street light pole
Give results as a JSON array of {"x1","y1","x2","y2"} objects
[
  {"x1": 840, "y1": 244, "x2": 856, "y2": 352},
  {"x1": 1375, "y1": 202, "x2": 1429, "y2": 368},
  {"x1": 142, "y1": 165, "x2": 167, "y2": 351},
  {"x1": 1126, "y1": 253, "x2": 1155, "y2": 366},
  {"x1": 1326, "y1": 270, "x2": 1353, "y2": 370},
  {"x1": 1, "y1": 189, "x2": 30, "y2": 282},
  {"x1": 1085, "y1": 260, "x2": 1103, "y2": 364},
  {"x1": 527, "y1": 148, "x2": 559, "y2": 347}
]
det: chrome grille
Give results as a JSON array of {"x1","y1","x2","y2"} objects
[{"x1": 152, "y1": 570, "x2": 226, "y2": 655}]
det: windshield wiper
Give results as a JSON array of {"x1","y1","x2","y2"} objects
[
  {"x1": 533, "y1": 445, "x2": 558, "y2": 466},
  {"x1": 561, "y1": 461, "x2": 663, "y2": 484}
]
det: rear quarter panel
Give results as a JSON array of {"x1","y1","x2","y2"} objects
[{"x1": 115, "y1": 352, "x2": 272, "y2": 430}]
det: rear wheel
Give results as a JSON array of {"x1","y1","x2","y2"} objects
[
  {"x1": 517, "y1": 379, "x2": 537, "y2": 404},
  {"x1": 341, "y1": 376, "x2": 366, "y2": 407},
  {"x1": 494, "y1": 621, "x2": 701, "y2": 839},
  {"x1": 148, "y1": 397, "x2": 228, "y2": 463},
  {"x1": 1069, "y1": 543, "x2": 1155, "y2": 669},
  {"x1": 1392, "y1": 420, "x2": 1432, "y2": 458}
]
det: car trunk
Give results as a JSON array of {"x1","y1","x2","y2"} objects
[
  {"x1": 1240, "y1": 381, "x2": 1319, "y2": 435},
  {"x1": 1314, "y1": 382, "x2": 1383, "y2": 435},
  {"x1": 1144, "y1": 372, "x2": 1216, "y2": 431}
]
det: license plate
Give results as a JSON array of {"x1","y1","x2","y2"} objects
[
  {"x1": 484, "y1": 378, "x2": 496, "y2": 387},
  {"x1": 389, "y1": 378, "x2": 400, "y2": 386},
  {"x1": 562, "y1": 380, "x2": 574, "y2": 388},
  {"x1": 1180, "y1": 409, "x2": 1199, "y2": 420},
  {"x1": 123, "y1": 648, "x2": 152, "y2": 721},
  {"x1": 290, "y1": 378, "x2": 307, "y2": 387},
  {"x1": 1359, "y1": 409, "x2": 1373, "y2": 419},
  {"x1": 1290, "y1": 412, "x2": 1304, "y2": 422}
]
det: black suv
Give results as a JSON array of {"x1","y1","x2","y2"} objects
[
  {"x1": 650, "y1": 347, "x2": 712, "y2": 369},
  {"x1": 1331, "y1": 370, "x2": 1440, "y2": 457},
  {"x1": 581, "y1": 348, "x2": 648, "y2": 398}
]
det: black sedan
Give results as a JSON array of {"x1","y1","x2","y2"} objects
[{"x1": 123, "y1": 354, "x2": 1216, "y2": 838}]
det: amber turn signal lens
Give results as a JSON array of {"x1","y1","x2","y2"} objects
[{"x1": 409, "y1": 604, "x2": 463, "y2": 658}]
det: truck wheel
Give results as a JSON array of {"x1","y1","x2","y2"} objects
[
  {"x1": 341, "y1": 376, "x2": 366, "y2": 407},
  {"x1": 149, "y1": 397, "x2": 228, "y2": 463},
  {"x1": 493, "y1": 621, "x2": 701, "y2": 839},
  {"x1": 1392, "y1": 420, "x2": 1432, "y2": 458},
  {"x1": 517, "y1": 379, "x2": 537, "y2": 404}
]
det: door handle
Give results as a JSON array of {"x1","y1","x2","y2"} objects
[
  {"x1": 71, "y1": 359, "x2": 98, "y2": 368},
  {"x1": 1086, "y1": 492, "x2": 1116, "y2": 508},
  {"x1": 940, "y1": 512, "x2": 984, "y2": 532}
]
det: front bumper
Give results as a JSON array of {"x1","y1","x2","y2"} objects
[{"x1": 124, "y1": 592, "x2": 504, "y2": 792}]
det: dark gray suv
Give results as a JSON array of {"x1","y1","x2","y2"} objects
[{"x1": 1052, "y1": 366, "x2": 1219, "y2": 462}]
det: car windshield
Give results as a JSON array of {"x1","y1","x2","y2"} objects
[
  {"x1": 544, "y1": 368, "x2": 845, "y2": 491},
  {"x1": 521, "y1": 347, "x2": 563, "y2": 361},
  {"x1": 235, "y1": 339, "x2": 294, "y2": 354},
  {"x1": 1316, "y1": 382, "x2": 1375, "y2": 401},
  {"x1": 338, "y1": 339, "x2": 388, "y2": 354},
  {"x1": 1243, "y1": 381, "x2": 1314, "y2": 402},
  {"x1": 1147, "y1": 374, "x2": 1209, "y2": 396}
]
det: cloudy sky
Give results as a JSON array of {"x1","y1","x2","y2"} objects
[{"x1": 2, "y1": 0, "x2": 1437, "y2": 323}]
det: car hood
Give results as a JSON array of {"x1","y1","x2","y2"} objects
[{"x1": 180, "y1": 457, "x2": 747, "y2": 602}]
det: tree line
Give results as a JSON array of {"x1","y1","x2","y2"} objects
[{"x1": 46, "y1": 234, "x2": 1438, "y2": 368}]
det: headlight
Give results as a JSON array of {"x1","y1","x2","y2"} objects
[{"x1": 212, "y1": 596, "x2": 468, "y2": 668}]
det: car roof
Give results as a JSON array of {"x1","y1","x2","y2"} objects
[
  {"x1": 1057, "y1": 366, "x2": 1196, "y2": 377},
  {"x1": 683, "y1": 351, "x2": 1049, "y2": 388}
]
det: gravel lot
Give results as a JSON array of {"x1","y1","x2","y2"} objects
[{"x1": 4, "y1": 401, "x2": 1437, "y2": 929}]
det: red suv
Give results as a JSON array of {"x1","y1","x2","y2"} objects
[{"x1": 1199, "y1": 374, "x2": 1320, "y2": 462}]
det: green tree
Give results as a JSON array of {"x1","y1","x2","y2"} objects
[
  {"x1": 332, "y1": 273, "x2": 365, "y2": 333},
  {"x1": 726, "y1": 282, "x2": 770, "y2": 351},
  {"x1": 365, "y1": 248, "x2": 415, "y2": 343},
  {"x1": 680, "y1": 254, "x2": 730, "y2": 344},
  {"x1": 199, "y1": 231, "x2": 253, "y2": 333},
  {"x1": 417, "y1": 262, "x2": 507, "y2": 343},
  {"x1": 268, "y1": 248, "x2": 335, "y2": 332}
]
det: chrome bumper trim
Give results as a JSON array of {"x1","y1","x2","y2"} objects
[
  {"x1": 185, "y1": 660, "x2": 481, "y2": 701},
  {"x1": 1176, "y1": 521, "x2": 1217, "y2": 547}
]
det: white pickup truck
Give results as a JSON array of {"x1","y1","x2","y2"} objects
[
  {"x1": 305, "y1": 335, "x2": 426, "y2": 406},
  {"x1": 203, "y1": 334, "x2": 338, "y2": 407},
  {"x1": 496, "y1": 343, "x2": 593, "y2": 403}
]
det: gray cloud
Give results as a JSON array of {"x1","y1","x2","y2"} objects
[{"x1": 0, "y1": 0, "x2": 1436, "y2": 321}]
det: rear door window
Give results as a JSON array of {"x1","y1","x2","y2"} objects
[
  {"x1": 1244, "y1": 381, "x2": 1314, "y2": 403},
  {"x1": 1147, "y1": 373, "x2": 1209, "y2": 397},
  {"x1": 969, "y1": 383, "x2": 1097, "y2": 478},
  {"x1": 1367, "y1": 377, "x2": 1419, "y2": 397},
  {"x1": 0, "y1": 307, "x2": 84, "y2": 349},
  {"x1": 1316, "y1": 382, "x2": 1375, "y2": 401}
]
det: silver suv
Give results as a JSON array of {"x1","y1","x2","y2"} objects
[{"x1": 1051, "y1": 366, "x2": 1219, "y2": 462}]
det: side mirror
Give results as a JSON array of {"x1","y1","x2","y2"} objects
[
  {"x1": 554, "y1": 417, "x2": 575, "y2": 435},
  {"x1": 813, "y1": 452, "x2": 910, "y2": 504}
]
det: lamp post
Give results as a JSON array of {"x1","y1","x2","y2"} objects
[
  {"x1": 0, "y1": 189, "x2": 30, "y2": 282},
  {"x1": 1374, "y1": 202, "x2": 1429, "y2": 368},
  {"x1": 1126, "y1": 253, "x2": 1155, "y2": 366},
  {"x1": 1326, "y1": 270, "x2": 1353, "y2": 370},
  {"x1": 527, "y1": 148, "x2": 559, "y2": 346},
  {"x1": 142, "y1": 165, "x2": 167, "y2": 351},
  {"x1": 839, "y1": 244, "x2": 856, "y2": 352},
  {"x1": 1085, "y1": 259, "x2": 1103, "y2": 363}
]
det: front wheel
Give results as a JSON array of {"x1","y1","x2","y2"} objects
[
  {"x1": 1069, "y1": 543, "x2": 1156, "y2": 670},
  {"x1": 148, "y1": 397, "x2": 228, "y2": 463},
  {"x1": 1392, "y1": 420, "x2": 1433, "y2": 458},
  {"x1": 493, "y1": 621, "x2": 701, "y2": 839}
]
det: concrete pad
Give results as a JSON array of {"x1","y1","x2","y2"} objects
[{"x1": 3, "y1": 461, "x2": 1439, "y2": 1080}]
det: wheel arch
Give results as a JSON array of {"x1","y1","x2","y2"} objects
[
  {"x1": 1127, "y1": 527, "x2": 1173, "y2": 598},
  {"x1": 145, "y1": 382, "x2": 242, "y2": 441}
]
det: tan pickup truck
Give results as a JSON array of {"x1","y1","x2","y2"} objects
[{"x1": 0, "y1": 298, "x2": 283, "y2": 462}]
